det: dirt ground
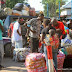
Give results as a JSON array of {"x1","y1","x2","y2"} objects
[
  {"x1": 1, "y1": 58, "x2": 72, "y2": 72},
  {"x1": 0, "y1": 58, "x2": 27, "y2": 72}
]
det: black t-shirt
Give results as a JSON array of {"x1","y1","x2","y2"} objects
[{"x1": 41, "y1": 26, "x2": 56, "y2": 35}]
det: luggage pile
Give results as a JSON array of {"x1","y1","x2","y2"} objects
[
  {"x1": 12, "y1": 3, "x2": 29, "y2": 16},
  {"x1": 25, "y1": 53, "x2": 46, "y2": 72},
  {"x1": 2, "y1": 3, "x2": 36, "y2": 16},
  {"x1": 4, "y1": 8, "x2": 13, "y2": 15},
  {"x1": 12, "y1": 3, "x2": 36, "y2": 16},
  {"x1": 13, "y1": 48, "x2": 30, "y2": 62}
]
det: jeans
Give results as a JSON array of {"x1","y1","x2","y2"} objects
[
  {"x1": 15, "y1": 40, "x2": 23, "y2": 48},
  {"x1": 52, "y1": 52, "x2": 57, "y2": 71},
  {"x1": 44, "y1": 46, "x2": 57, "y2": 72},
  {"x1": 44, "y1": 46, "x2": 49, "y2": 72}
]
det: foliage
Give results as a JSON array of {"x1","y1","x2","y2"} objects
[
  {"x1": 42, "y1": 0, "x2": 68, "y2": 17},
  {"x1": 6, "y1": 0, "x2": 27, "y2": 9}
]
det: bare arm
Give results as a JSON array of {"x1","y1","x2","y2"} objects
[
  {"x1": 17, "y1": 29, "x2": 21, "y2": 36},
  {"x1": 0, "y1": 23, "x2": 4, "y2": 32},
  {"x1": 8, "y1": 28, "x2": 11, "y2": 38},
  {"x1": 24, "y1": 23, "x2": 36, "y2": 33},
  {"x1": 41, "y1": 34, "x2": 45, "y2": 42}
]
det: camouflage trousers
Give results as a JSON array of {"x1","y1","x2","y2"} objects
[{"x1": 0, "y1": 40, "x2": 4, "y2": 65}]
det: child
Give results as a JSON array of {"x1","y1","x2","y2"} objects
[{"x1": 45, "y1": 29, "x2": 59, "y2": 71}]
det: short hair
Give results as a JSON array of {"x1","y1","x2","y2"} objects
[
  {"x1": 51, "y1": 17, "x2": 57, "y2": 22},
  {"x1": 44, "y1": 19, "x2": 50, "y2": 26},
  {"x1": 49, "y1": 29, "x2": 55, "y2": 36},
  {"x1": 38, "y1": 14, "x2": 44, "y2": 17}
]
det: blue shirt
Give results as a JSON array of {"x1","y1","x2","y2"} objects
[{"x1": 0, "y1": 20, "x2": 3, "y2": 40}]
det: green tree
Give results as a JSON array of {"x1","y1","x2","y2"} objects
[
  {"x1": 42, "y1": 0, "x2": 68, "y2": 17},
  {"x1": 6, "y1": 0, "x2": 27, "y2": 9}
]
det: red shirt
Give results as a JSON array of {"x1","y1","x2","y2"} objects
[
  {"x1": 9, "y1": 21, "x2": 16, "y2": 36},
  {"x1": 53, "y1": 21, "x2": 66, "y2": 35}
]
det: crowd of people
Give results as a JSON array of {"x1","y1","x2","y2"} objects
[{"x1": 0, "y1": 13, "x2": 72, "y2": 71}]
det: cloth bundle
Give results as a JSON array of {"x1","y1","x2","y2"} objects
[
  {"x1": 61, "y1": 39, "x2": 72, "y2": 47},
  {"x1": 25, "y1": 53, "x2": 46, "y2": 72},
  {"x1": 13, "y1": 48, "x2": 30, "y2": 61},
  {"x1": 57, "y1": 51, "x2": 65, "y2": 69}
]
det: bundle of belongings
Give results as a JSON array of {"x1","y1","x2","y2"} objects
[
  {"x1": 13, "y1": 48, "x2": 30, "y2": 62},
  {"x1": 25, "y1": 53, "x2": 46, "y2": 72},
  {"x1": 61, "y1": 30, "x2": 72, "y2": 55},
  {"x1": 12, "y1": 3, "x2": 29, "y2": 16},
  {"x1": 57, "y1": 51, "x2": 65, "y2": 69},
  {"x1": 61, "y1": 29, "x2": 72, "y2": 68}
]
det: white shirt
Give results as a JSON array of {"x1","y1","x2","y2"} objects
[{"x1": 12, "y1": 22, "x2": 22, "y2": 41}]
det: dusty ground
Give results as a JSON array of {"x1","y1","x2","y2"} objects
[{"x1": 0, "y1": 58, "x2": 27, "y2": 72}]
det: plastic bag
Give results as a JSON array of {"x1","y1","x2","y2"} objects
[
  {"x1": 13, "y1": 3, "x2": 23, "y2": 11},
  {"x1": 57, "y1": 51, "x2": 65, "y2": 69},
  {"x1": 13, "y1": 48, "x2": 30, "y2": 62}
]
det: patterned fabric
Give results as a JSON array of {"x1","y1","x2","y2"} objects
[
  {"x1": 21, "y1": 25, "x2": 27, "y2": 35},
  {"x1": 25, "y1": 53, "x2": 46, "y2": 72},
  {"x1": 26, "y1": 18, "x2": 41, "y2": 38},
  {"x1": 44, "y1": 34, "x2": 59, "y2": 49},
  {"x1": 61, "y1": 39, "x2": 72, "y2": 47},
  {"x1": 57, "y1": 51, "x2": 65, "y2": 69}
]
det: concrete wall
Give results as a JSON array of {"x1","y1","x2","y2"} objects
[{"x1": 61, "y1": 9, "x2": 71, "y2": 16}]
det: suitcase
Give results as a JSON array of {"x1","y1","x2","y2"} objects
[
  {"x1": 13, "y1": 48, "x2": 30, "y2": 62},
  {"x1": 25, "y1": 53, "x2": 46, "y2": 72}
]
